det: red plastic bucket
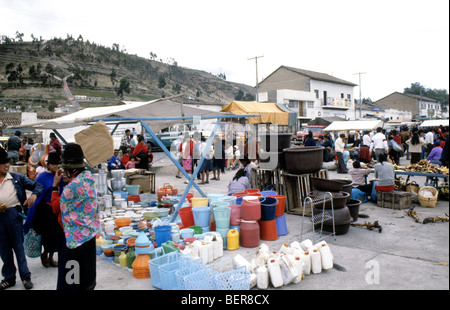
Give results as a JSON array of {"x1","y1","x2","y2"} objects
[
  {"x1": 228, "y1": 204, "x2": 241, "y2": 226},
  {"x1": 268, "y1": 195, "x2": 286, "y2": 217},
  {"x1": 259, "y1": 219, "x2": 278, "y2": 241},
  {"x1": 244, "y1": 189, "x2": 260, "y2": 195},
  {"x1": 178, "y1": 206, "x2": 195, "y2": 228},
  {"x1": 240, "y1": 197, "x2": 261, "y2": 221}
]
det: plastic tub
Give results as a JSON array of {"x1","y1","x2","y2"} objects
[
  {"x1": 244, "y1": 189, "x2": 260, "y2": 195},
  {"x1": 180, "y1": 228, "x2": 194, "y2": 239},
  {"x1": 191, "y1": 198, "x2": 209, "y2": 207},
  {"x1": 214, "y1": 206, "x2": 231, "y2": 229},
  {"x1": 268, "y1": 195, "x2": 286, "y2": 217},
  {"x1": 259, "y1": 197, "x2": 278, "y2": 221},
  {"x1": 154, "y1": 225, "x2": 172, "y2": 247},
  {"x1": 192, "y1": 206, "x2": 211, "y2": 227},
  {"x1": 126, "y1": 185, "x2": 140, "y2": 195},
  {"x1": 260, "y1": 191, "x2": 277, "y2": 197},
  {"x1": 346, "y1": 199, "x2": 362, "y2": 222},
  {"x1": 178, "y1": 206, "x2": 195, "y2": 228}
]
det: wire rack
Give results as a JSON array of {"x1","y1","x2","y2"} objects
[{"x1": 300, "y1": 192, "x2": 336, "y2": 244}]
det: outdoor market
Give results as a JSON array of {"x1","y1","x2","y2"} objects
[{"x1": 0, "y1": 99, "x2": 448, "y2": 291}]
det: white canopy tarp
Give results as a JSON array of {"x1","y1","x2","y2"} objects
[
  {"x1": 18, "y1": 99, "x2": 233, "y2": 133},
  {"x1": 323, "y1": 120, "x2": 383, "y2": 132},
  {"x1": 419, "y1": 119, "x2": 449, "y2": 128}
]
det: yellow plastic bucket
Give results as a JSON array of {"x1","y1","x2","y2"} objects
[
  {"x1": 227, "y1": 229, "x2": 239, "y2": 251},
  {"x1": 191, "y1": 197, "x2": 209, "y2": 207}
]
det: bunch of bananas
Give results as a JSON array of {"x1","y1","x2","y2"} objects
[{"x1": 394, "y1": 160, "x2": 449, "y2": 175}]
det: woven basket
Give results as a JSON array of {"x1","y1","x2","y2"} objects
[{"x1": 418, "y1": 186, "x2": 439, "y2": 208}]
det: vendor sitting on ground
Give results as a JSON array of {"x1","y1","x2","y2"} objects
[
  {"x1": 427, "y1": 141, "x2": 443, "y2": 166},
  {"x1": 374, "y1": 153, "x2": 395, "y2": 193},
  {"x1": 132, "y1": 135, "x2": 153, "y2": 170},
  {"x1": 228, "y1": 168, "x2": 251, "y2": 195},
  {"x1": 349, "y1": 160, "x2": 373, "y2": 198},
  {"x1": 107, "y1": 149, "x2": 122, "y2": 171}
]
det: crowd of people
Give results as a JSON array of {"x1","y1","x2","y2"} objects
[{"x1": 1, "y1": 140, "x2": 100, "y2": 290}]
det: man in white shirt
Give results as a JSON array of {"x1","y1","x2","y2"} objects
[
  {"x1": 371, "y1": 127, "x2": 388, "y2": 161},
  {"x1": 425, "y1": 130, "x2": 435, "y2": 157},
  {"x1": 335, "y1": 133, "x2": 348, "y2": 174}
]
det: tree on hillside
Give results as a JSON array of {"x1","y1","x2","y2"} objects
[
  {"x1": 158, "y1": 75, "x2": 166, "y2": 89},
  {"x1": 116, "y1": 77, "x2": 130, "y2": 98},
  {"x1": 404, "y1": 82, "x2": 449, "y2": 112}
]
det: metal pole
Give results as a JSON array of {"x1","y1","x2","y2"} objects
[{"x1": 353, "y1": 72, "x2": 366, "y2": 119}]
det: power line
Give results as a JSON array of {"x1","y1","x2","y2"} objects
[{"x1": 248, "y1": 55, "x2": 263, "y2": 102}]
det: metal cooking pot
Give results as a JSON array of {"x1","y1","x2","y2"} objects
[{"x1": 111, "y1": 177, "x2": 127, "y2": 191}]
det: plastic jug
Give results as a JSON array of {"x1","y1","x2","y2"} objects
[
  {"x1": 279, "y1": 243, "x2": 292, "y2": 255},
  {"x1": 240, "y1": 196, "x2": 261, "y2": 221},
  {"x1": 267, "y1": 259, "x2": 283, "y2": 288},
  {"x1": 317, "y1": 242, "x2": 334, "y2": 270},
  {"x1": 198, "y1": 242, "x2": 209, "y2": 265},
  {"x1": 279, "y1": 254, "x2": 296, "y2": 285},
  {"x1": 302, "y1": 251, "x2": 311, "y2": 275},
  {"x1": 162, "y1": 241, "x2": 180, "y2": 254},
  {"x1": 232, "y1": 254, "x2": 252, "y2": 273},
  {"x1": 256, "y1": 265, "x2": 269, "y2": 290},
  {"x1": 227, "y1": 229, "x2": 239, "y2": 251},
  {"x1": 126, "y1": 246, "x2": 135, "y2": 268},
  {"x1": 293, "y1": 256, "x2": 304, "y2": 284},
  {"x1": 119, "y1": 251, "x2": 127, "y2": 267},
  {"x1": 311, "y1": 248, "x2": 322, "y2": 274},
  {"x1": 300, "y1": 239, "x2": 313, "y2": 251},
  {"x1": 240, "y1": 220, "x2": 260, "y2": 248}
]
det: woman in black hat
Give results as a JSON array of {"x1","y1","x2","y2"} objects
[
  {"x1": 24, "y1": 152, "x2": 66, "y2": 268},
  {"x1": 51, "y1": 143, "x2": 100, "y2": 290}
]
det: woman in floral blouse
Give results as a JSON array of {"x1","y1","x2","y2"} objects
[{"x1": 51, "y1": 143, "x2": 100, "y2": 290}]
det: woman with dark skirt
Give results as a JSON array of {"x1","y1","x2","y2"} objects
[{"x1": 24, "y1": 153, "x2": 66, "y2": 268}]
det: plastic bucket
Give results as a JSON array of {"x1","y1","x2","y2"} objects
[
  {"x1": 192, "y1": 206, "x2": 210, "y2": 227},
  {"x1": 259, "y1": 197, "x2": 278, "y2": 221},
  {"x1": 228, "y1": 204, "x2": 241, "y2": 226},
  {"x1": 275, "y1": 215, "x2": 289, "y2": 236},
  {"x1": 128, "y1": 195, "x2": 141, "y2": 203},
  {"x1": 178, "y1": 206, "x2": 195, "y2": 228},
  {"x1": 244, "y1": 189, "x2": 260, "y2": 195},
  {"x1": 208, "y1": 194, "x2": 225, "y2": 205},
  {"x1": 189, "y1": 226, "x2": 203, "y2": 235},
  {"x1": 217, "y1": 196, "x2": 237, "y2": 205},
  {"x1": 191, "y1": 198, "x2": 209, "y2": 207},
  {"x1": 241, "y1": 197, "x2": 261, "y2": 221},
  {"x1": 260, "y1": 190, "x2": 277, "y2": 197},
  {"x1": 126, "y1": 185, "x2": 140, "y2": 195},
  {"x1": 180, "y1": 228, "x2": 194, "y2": 239},
  {"x1": 214, "y1": 206, "x2": 231, "y2": 229},
  {"x1": 232, "y1": 192, "x2": 247, "y2": 198},
  {"x1": 186, "y1": 193, "x2": 194, "y2": 203},
  {"x1": 235, "y1": 197, "x2": 243, "y2": 205},
  {"x1": 154, "y1": 225, "x2": 172, "y2": 247},
  {"x1": 216, "y1": 227, "x2": 229, "y2": 249},
  {"x1": 268, "y1": 195, "x2": 286, "y2": 217},
  {"x1": 259, "y1": 219, "x2": 278, "y2": 241}
]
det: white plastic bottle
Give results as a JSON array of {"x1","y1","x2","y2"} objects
[
  {"x1": 293, "y1": 256, "x2": 304, "y2": 284},
  {"x1": 318, "y1": 242, "x2": 333, "y2": 270},
  {"x1": 256, "y1": 265, "x2": 269, "y2": 290},
  {"x1": 214, "y1": 233, "x2": 224, "y2": 258},
  {"x1": 279, "y1": 243, "x2": 293, "y2": 255},
  {"x1": 206, "y1": 241, "x2": 213, "y2": 263},
  {"x1": 302, "y1": 250, "x2": 311, "y2": 275},
  {"x1": 279, "y1": 255, "x2": 296, "y2": 285},
  {"x1": 198, "y1": 242, "x2": 209, "y2": 265},
  {"x1": 232, "y1": 254, "x2": 252, "y2": 273},
  {"x1": 267, "y1": 259, "x2": 284, "y2": 288},
  {"x1": 310, "y1": 248, "x2": 322, "y2": 274},
  {"x1": 300, "y1": 239, "x2": 313, "y2": 251}
]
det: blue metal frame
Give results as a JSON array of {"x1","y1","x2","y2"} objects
[{"x1": 93, "y1": 114, "x2": 258, "y2": 223}]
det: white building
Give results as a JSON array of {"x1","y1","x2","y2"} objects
[{"x1": 257, "y1": 66, "x2": 357, "y2": 127}]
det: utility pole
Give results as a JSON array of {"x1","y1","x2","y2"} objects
[
  {"x1": 248, "y1": 55, "x2": 264, "y2": 102},
  {"x1": 353, "y1": 72, "x2": 366, "y2": 119}
]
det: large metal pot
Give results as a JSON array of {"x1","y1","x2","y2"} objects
[
  {"x1": 111, "y1": 169, "x2": 125, "y2": 179},
  {"x1": 111, "y1": 177, "x2": 127, "y2": 191}
]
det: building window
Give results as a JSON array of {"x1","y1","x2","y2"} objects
[
  {"x1": 307, "y1": 101, "x2": 314, "y2": 108},
  {"x1": 347, "y1": 94, "x2": 351, "y2": 100},
  {"x1": 341, "y1": 93, "x2": 344, "y2": 99},
  {"x1": 314, "y1": 90, "x2": 319, "y2": 98},
  {"x1": 288, "y1": 100, "x2": 299, "y2": 109}
]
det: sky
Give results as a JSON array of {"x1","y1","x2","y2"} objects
[{"x1": 0, "y1": 0, "x2": 449, "y2": 102}]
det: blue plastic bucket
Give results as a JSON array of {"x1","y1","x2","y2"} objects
[
  {"x1": 275, "y1": 215, "x2": 289, "y2": 236},
  {"x1": 180, "y1": 228, "x2": 194, "y2": 239},
  {"x1": 208, "y1": 194, "x2": 225, "y2": 205},
  {"x1": 192, "y1": 206, "x2": 211, "y2": 227},
  {"x1": 126, "y1": 184, "x2": 140, "y2": 195},
  {"x1": 236, "y1": 197, "x2": 243, "y2": 205},
  {"x1": 259, "y1": 197, "x2": 278, "y2": 221},
  {"x1": 260, "y1": 190, "x2": 277, "y2": 197},
  {"x1": 214, "y1": 206, "x2": 231, "y2": 229},
  {"x1": 216, "y1": 227, "x2": 229, "y2": 249},
  {"x1": 154, "y1": 225, "x2": 172, "y2": 247},
  {"x1": 217, "y1": 196, "x2": 237, "y2": 205}
]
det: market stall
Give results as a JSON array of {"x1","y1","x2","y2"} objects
[{"x1": 323, "y1": 120, "x2": 384, "y2": 132}]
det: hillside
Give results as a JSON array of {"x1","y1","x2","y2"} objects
[{"x1": 0, "y1": 37, "x2": 256, "y2": 111}]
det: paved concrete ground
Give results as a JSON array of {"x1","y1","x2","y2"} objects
[{"x1": 2, "y1": 153, "x2": 448, "y2": 290}]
